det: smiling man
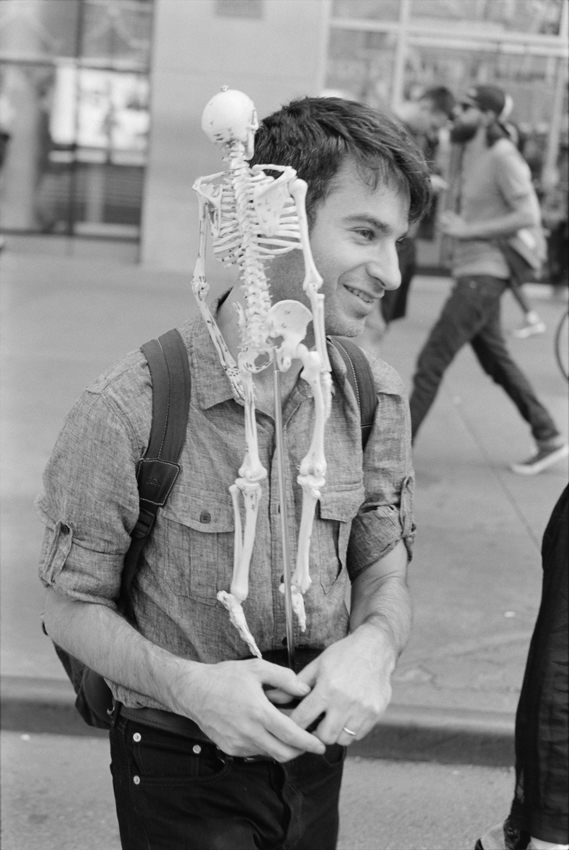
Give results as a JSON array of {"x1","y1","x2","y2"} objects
[{"x1": 39, "y1": 97, "x2": 430, "y2": 850}]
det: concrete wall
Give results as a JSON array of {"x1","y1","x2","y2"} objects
[{"x1": 140, "y1": 0, "x2": 330, "y2": 272}]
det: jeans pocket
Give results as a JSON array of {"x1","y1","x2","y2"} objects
[
  {"x1": 128, "y1": 725, "x2": 231, "y2": 786},
  {"x1": 322, "y1": 743, "x2": 347, "y2": 769}
]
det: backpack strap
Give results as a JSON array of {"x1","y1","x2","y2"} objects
[
  {"x1": 328, "y1": 336, "x2": 377, "y2": 450},
  {"x1": 121, "y1": 329, "x2": 191, "y2": 614}
]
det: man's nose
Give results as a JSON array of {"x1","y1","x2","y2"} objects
[{"x1": 366, "y1": 243, "x2": 402, "y2": 292}]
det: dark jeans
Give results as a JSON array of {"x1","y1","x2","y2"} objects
[
  {"x1": 409, "y1": 275, "x2": 560, "y2": 443},
  {"x1": 509, "y1": 485, "x2": 568, "y2": 846},
  {"x1": 110, "y1": 717, "x2": 346, "y2": 850}
]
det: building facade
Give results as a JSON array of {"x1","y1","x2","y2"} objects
[{"x1": 0, "y1": 0, "x2": 566, "y2": 272}]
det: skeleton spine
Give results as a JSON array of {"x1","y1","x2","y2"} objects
[{"x1": 227, "y1": 142, "x2": 272, "y2": 358}]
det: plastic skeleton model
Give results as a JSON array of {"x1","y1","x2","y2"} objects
[{"x1": 191, "y1": 88, "x2": 332, "y2": 657}]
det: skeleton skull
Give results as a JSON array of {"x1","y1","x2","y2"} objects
[{"x1": 201, "y1": 87, "x2": 259, "y2": 158}]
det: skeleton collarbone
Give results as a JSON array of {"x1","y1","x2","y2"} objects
[{"x1": 195, "y1": 168, "x2": 303, "y2": 268}]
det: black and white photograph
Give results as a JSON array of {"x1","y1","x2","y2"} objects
[{"x1": 1, "y1": 1, "x2": 567, "y2": 848}]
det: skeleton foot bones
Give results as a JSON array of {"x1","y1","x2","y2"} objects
[{"x1": 192, "y1": 88, "x2": 331, "y2": 656}]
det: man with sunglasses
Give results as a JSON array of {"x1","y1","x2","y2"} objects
[{"x1": 409, "y1": 84, "x2": 567, "y2": 475}]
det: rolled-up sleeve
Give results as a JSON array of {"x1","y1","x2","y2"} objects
[
  {"x1": 36, "y1": 387, "x2": 142, "y2": 608},
  {"x1": 347, "y1": 356, "x2": 415, "y2": 579}
]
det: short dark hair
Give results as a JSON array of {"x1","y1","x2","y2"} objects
[
  {"x1": 419, "y1": 86, "x2": 456, "y2": 118},
  {"x1": 249, "y1": 97, "x2": 431, "y2": 226}
]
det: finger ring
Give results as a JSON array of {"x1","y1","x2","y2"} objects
[{"x1": 342, "y1": 726, "x2": 356, "y2": 736}]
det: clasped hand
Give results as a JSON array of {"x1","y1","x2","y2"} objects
[
  {"x1": 173, "y1": 631, "x2": 392, "y2": 762},
  {"x1": 268, "y1": 629, "x2": 393, "y2": 748},
  {"x1": 174, "y1": 658, "x2": 326, "y2": 763}
]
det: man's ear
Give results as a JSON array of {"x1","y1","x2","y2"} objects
[{"x1": 481, "y1": 110, "x2": 497, "y2": 128}]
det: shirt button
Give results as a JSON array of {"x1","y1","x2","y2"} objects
[
  {"x1": 133, "y1": 732, "x2": 141, "y2": 742},
  {"x1": 133, "y1": 775, "x2": 141, "y2": 785},
  {"x1": 192, "y1": 744, "x2": 202, "y2": 754},
  {"x1": 60, "y1": 524, "x2": 70, "y2": 535},
  {"x1": 200, "y1": 511, "x2": 211, "y2": 524}
]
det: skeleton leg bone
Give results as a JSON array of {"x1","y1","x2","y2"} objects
[
  {"x1": 269, "y1": 311, "x2": 330, "y2": 629},
  {"x1": 218, "y1": 367, "x2": 266, "y2": 657}
]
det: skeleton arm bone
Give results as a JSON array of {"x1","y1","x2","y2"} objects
[
  {"x1": 288, "y1": 179, "x2": 332, "y2": 418},
  {"x1": 293, "y1": 346, "x2": 327, "y2": 598},
  {"x1": 192, "y1": 184, "x2": 243, "y2": 400}
]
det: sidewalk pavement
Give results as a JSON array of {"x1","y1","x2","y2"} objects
[{"x1": 1, "y1": 244, "x2": 568, "y2": 766}]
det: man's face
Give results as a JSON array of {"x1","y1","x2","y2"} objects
[
  {"x1": 416, "y1": 99, "x2": 448, "y2": 135},
  {"x1": 450, "y1": 102, "x2": 484, "y2": 143},
  {"x1": 269, "y1": 159, "x2": 409, "y2": 339}
]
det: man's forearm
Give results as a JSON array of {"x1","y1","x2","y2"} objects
[
  {"x1": 349, "y1": 540, "x2": 413, "y2": 669},
  {"x1": 462, "y1": 207, "x2": 538, "y2": 240},
  {"x1": 44, "y1": 588, "x2": 198, "y2": 715},
  {"x1": 44, "y1": 587, "x2": 329, "y2": 760}
]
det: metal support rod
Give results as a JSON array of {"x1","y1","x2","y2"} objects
[{"x1": 273, "y1": 358, "x2": 295, "y2": 670}]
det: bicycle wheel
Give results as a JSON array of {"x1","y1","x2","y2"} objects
[{"x1": 554, "y1": 308, "x2": 569, "y2": 381}]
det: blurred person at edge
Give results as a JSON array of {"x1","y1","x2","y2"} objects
[
  {"x1": 475, "y1": 485, "x2": 568, "y2": 850},
  {"x1": 357, "y1": 86, "x2": 455, "y2": 351},
  {"x1": 409, "y1": 84, "x2": 568, "y2": 475}
]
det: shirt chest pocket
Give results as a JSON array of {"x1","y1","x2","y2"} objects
[
  {"x1": 159, "y1": 490, "x2": 235, "y2": 606},
  {"x1": 315, "y1": 486, "x2": 364, "y2": 593}
]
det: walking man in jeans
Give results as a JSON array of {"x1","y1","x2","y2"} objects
[{"x1": 409, "y1": 84, "x2": 568, "y2": 475}]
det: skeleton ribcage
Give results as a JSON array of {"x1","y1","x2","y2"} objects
[{"x1": 212, "y1": 172, "x2": 302, "y2": 267}]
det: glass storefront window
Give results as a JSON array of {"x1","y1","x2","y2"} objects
[
  {"x1": 332, "y1": 1, "x2": 402, "y2": 23},
  {"x1": 0, "y1": 0, "x2": 81, "y2": 59},
  {"x1": 404, "y1": 44, "x2": 561, "y2": 129},
  {"x1": 81, "y1": 0, "x2": 154, "y2": 66},
  {"x1": 0, "y1": 0, "x2": 154, "y2": 240},
  {"x1": 409, "y1": 0, "x2": 564, "y2": 36},
  {"x1": 326, "y1": 0, "x2": 566, "y2": 271},
  {"x1": 326, "y1": 28, "x2": 398, "y2": 106}
]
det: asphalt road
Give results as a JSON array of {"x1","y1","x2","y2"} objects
[{"x1": 1, "y1": 730, "x2": 514, "y2": 850}]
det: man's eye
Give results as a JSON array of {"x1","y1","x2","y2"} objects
[{"x1": 355, "y1": 229, "x2": 374, "y2": 241}]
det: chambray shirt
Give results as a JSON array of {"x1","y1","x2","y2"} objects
[{"x1": 37, "y1": 310, "x2": 415, "y2": 710}]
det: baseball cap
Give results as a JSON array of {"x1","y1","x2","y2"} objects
[{"x1": 460, "y1": 85, "x2": 509, "y2": 118}]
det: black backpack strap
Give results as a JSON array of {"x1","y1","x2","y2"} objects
[
  {"x1": 121, "y1": 329, "x2": 191, "y2": 614},
  {"x1": 328, "y1": 336, "x2": 377, "y2": 450}
]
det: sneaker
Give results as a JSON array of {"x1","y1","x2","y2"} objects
[
  {"x1": 512, "y1": 319, "x2": 546, "y2": 338},
  {"x1": 474, "y1": 820, "x2": 527, "y2": 850},
  {"x1": 511, "y1": 442, "x2": 569, "y2": 475},
  {"x1": 475, "y1": 820, "x2": 527, "y2": 850},
  {"x1": 527, "y1": 842, "x2": 569, "y2": 849}
]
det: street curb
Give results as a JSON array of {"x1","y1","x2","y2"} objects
[{"x1": 1, "y1": 676, "x2": 515, "y2": 766}]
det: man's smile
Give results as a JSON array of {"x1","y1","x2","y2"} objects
[{"x1": 343, "y1": 284, "x2": 383, "y2": 305}]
